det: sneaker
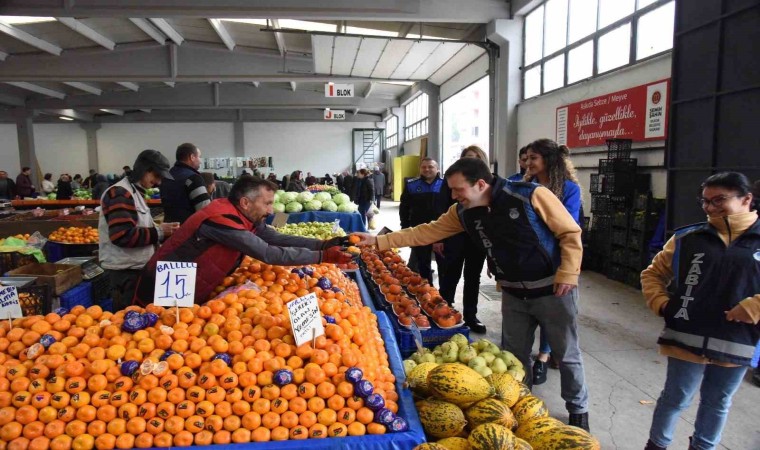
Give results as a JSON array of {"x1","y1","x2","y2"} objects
[
  {"x1": 644, "y1": 440, "x2": 666, "y2": 450},
  {"x1": 532, "y1": 360, "x2": 548, "y2": 385},
  {"x1": 464, "y1": 318, "x2": 486, "y2": 334},
  {"x1": 568, "y1": 412, "x2": 589, "y2": 432}
]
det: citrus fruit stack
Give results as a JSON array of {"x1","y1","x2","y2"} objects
[
  {"x1": 48, "y1": 226, "x2": 98, "y2": 244},
  {"x1": 0, "y1": 260, "x2": 400, "y2": 449}
]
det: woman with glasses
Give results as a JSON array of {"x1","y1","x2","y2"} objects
[{"x1": 641, "y1": 172, "x2": 760, "y2": 450}]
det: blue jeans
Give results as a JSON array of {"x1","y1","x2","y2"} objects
[
  {"x1": 539, "y1": 328, "x2": 551, "y2": 354},
  {"x1": 649, "y1": 357, "x2": 747, "y2": 450}
]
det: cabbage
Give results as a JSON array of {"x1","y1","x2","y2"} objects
[
  {"x1": 321, "y1": 200, "x2": 338, "y2": 212},
  {"x1": 274, "y1": 191, "x2": 282, "y2": 202},
  {"x1": 280, "y1": 192, "x2": 298, "y2": 204},
  {"x1": 314, "y1": 192, "x2": 332, "y2": 203},
  {"x1": 332, "y1": 193, "x2": 350, "y2": 205},
  {"x1": 296, "y1": 191, "x2": 314, "y2": 203},
  {"x1": 285, "y1": 202, "x2": 303, "y2": 213},
  {"x1": 337, "y1": 202, "x2": 358, "y2": 213},
  {"x1": 273, "y1": 202, "x2": 285, "y2": 213},
  {"x1": 303, "y1": 200, "x2": 322, "y2": 211}
]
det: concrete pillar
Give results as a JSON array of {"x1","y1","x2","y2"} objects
[
  {"x1": 487, "y1": 19, "x2": 523, "y2": 177},
  {"x1": 79, "y1": 123, "x2": 102, "y2": 172},
  {"x1": 425, "y1": 85, "x2": 441, "y2": 163},
  {"x1": 233, "y1": 120, "x2": 245, "y2": 176},
  {"x1": 13, "y1": 109, "x2": 39, "y2": 187}
]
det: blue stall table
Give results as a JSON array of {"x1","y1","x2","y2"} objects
[{"x1": 266, "y1": 211, "x2": 366, "y2": 233}]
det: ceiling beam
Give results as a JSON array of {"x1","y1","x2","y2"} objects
[
  {"x1": 270, "y1": 19, "x2": 287, "y2": 57},
  {"x1": 99, "y1": 108, "x2": 124, "y2": 116},
  {"x1": 290, "y1": 82, "x2": 297, "y2": 92},
  {"x1": 164, "y1": 82, "x2": 175, "y2": 87},
  {"x1": 364, "y1": 82, "x2": 376, "y2": 98},
  {"x1": 207, "y1": 18, "x2": 235, "y2": 51},
  {"x1": 6, "y1": 82, "x2": 66, "y2": 99},
  {"x1": 139, "y1": 109, "x2": 152, "y2": 113},
  {"x1": 97, "y1": 109, "x2": 383, "y2": 123},
  {"x1": 149, "y1": 19, "x2": 184, "y2": 46},
  {"x1": 0, "y1": 51, "x2": 6, "y2": 61},
  {"x1": 0, "y1": 22, "x2": 62, "y2": 56},
  {"x1": 0, "y1": 92, "x2": 25, "y2": 106},
  {"x1": 63, "y1": 82, "x2": 102, "y2": 95},
  {"x1": 40, "y1": 109, "x2": 93, "y2": 122},
  {"x1": 128, "y1": 18, "x2": 166, "y2": 45},
  {"x1": 0, "y1": 0, "x2": 511, "y2": 23},
  {"x1": 117, "y1": 82, "x2": 139, "y2": 91},
  {"x1": 57, "y1": 18, "x2": 116, "y2": 50},
  {"x1": 398, "y1": 23, "x2": 415, "y2": 38}
]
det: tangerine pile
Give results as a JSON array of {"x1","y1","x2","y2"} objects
[
  {"x1": 0, "y1": 259, "x2": 398, "y2": 449},
  {"x1": 48, "y1": 227, "x2": 98, "y2": 244}
]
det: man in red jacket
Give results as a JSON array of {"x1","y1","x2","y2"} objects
[{"x1": 134, "y1": 176, "x2": 352, "y2": 305}]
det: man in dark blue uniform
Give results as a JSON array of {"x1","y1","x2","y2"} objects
[
  {"x1": 161, "y1": 143, "x2": 212, "y2": 224},
  {"x1": 400, "y1": 157, "x2": 446, "y2": 285}
]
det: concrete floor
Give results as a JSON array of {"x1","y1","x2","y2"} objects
[{"x1": 371, "y1": 200, "x2": 760, "y2": 450}]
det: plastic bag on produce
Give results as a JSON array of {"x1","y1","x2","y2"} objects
[
  {"x1": 368, "y1": 217, "x2": 377, "y2": 230},
  {"x1": 331, "y1": 219, "x2": 341, "y2": 235},
  {"x1": 212, "y1": 280, "x2": 261, "y2": 301},
  {"x1": 26, "y1": 231, "x2": 48, "y2": 250}
]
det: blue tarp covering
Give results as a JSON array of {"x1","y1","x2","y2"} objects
[{"x1": 265, "y1": 211, "x2": 367, "y2": 232}]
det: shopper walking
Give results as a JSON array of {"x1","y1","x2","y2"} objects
[
  {"x1": 0, "y1": 171, "x2": 17, "y2": 200},
  {"x1": 354, "y1": 168, "x2": 375, "y2": 228},
  {"x1": 371, "y1": 168, "x2": 386, "y2": 208},
  {"x1": 353, "y1": 157, "x2": 590, "y2": 430},
  {"x1": 99, "y1": 150, "x2": 179, "y2": 311},
  {"x1": 161, "y1": 143, "x2": 212, "y2": 224},
  {"x1": 437, "y1": 146, "x2": 489, "y2": 334},
  {"x1": 641, "y1": 172, "x2": 759, "y2": 450},
  {"x1": 133, "y1": 176, "x2": 353, "y2": 304},
  {"x1": 15, "y1": 167, "x2": 36, "y2": 198}
]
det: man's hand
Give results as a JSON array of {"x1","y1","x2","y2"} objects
[
  {"x1": 554, "y1": 283, "x2": 575, "y2": 297},
  {"x1": 321, "y1": 236, "x2": 349, "y2": 249},
  {"x1": 351, "y1": 232, "x2": 377, "y2": 247},
  {"x1": 322, "y1": 247, "x2": 354, "y2": 265},
  {"x1": 161, "y1": 222, "x2": 180, "y2": 238},
  {"x1": 432, "y1": 242, "x2": 445, "y2": 257},
  {"x1": 725, "y1": 304, "x2": 755, "y2": 324}
]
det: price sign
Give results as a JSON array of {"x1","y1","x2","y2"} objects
[
  {"x1": 0, "y1": 286, "x2": 23, "y2": 320},
  {"x1": 153, "y1": 261, "x2": 197, "y2": 307},
  {"x1": 287, "y1": 293, "x2": 325, "y2": 347}
]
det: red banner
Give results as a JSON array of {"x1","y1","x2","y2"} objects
[{"x1": 556, "y1": 79, "x2": 670, "y2": 148}]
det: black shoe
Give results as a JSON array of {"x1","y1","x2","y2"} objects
[
  {"x1": 548, "y1": 353, "x2": 560, "y2": 369},
  {"x1": 465, "y1": 318, "x2": 486, "y2": 334},
  {"x1": 532, "y1": 360, "x2": 548, "y2": 385},
  {"x1": 568, "y1": 412, "x2": 589, "y2": 432},
  {"x1": 688, "y1": 436, "x2": 696, "y2": 450},
  {"x1": 644, "y1": 440, "x2": 666, "y2": 450}
]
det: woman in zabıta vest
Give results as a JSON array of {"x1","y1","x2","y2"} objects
[{"x1": 641, "y1": 172, "x2": 760, "y2": 450}]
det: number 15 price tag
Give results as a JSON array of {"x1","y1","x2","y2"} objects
[{"x1": 153, "y1": 261, "x2": 197, "y2": 307}]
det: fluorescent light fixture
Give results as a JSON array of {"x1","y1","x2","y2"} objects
[
  {"x1": 345, "y1": 26, "x2": 397, "y2": 37},
  {"x1": 406, "y1": 34, "x2": 453, "y2": 40},
  {"x1": 59, "y1": 116, "x2": 74, "y2": 121},
  {"x1": 325, "y1": 108, "x2": 331, "y2": 111},
  {"x1": 99, "y1": 109, "x2": 108, "y2": 112},
  {"x1": 218, "y1": 18, "x2": 268, "y2": 26},
  {"x1": 0, "y1": 16, "x2": 56, "y2": 25},
  {"x1": 278, "y1": 19, "x2": 336, "y2": 33}
]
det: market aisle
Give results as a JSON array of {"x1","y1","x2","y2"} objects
[{"x1": 371, "y1": 200, "x2": 760, "y2": 450}]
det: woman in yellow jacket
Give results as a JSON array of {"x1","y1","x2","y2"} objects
[{"x1": 641, "y1": 172, "x2": 760, "y2": 450}]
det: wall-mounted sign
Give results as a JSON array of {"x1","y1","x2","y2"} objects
[
  {"x1": 324, "y1": 109, "x2": 346, "y2": 120},
  {"x1": 324, "y1": 83, "x2": 354, "y2": 97},
  {"x1": 556, "y1": 79, "x2": 670, "y2": 148}
]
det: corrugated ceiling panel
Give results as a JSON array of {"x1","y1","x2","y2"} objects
[
  {"x1": 390, "y1": 41, "x2": 441, "y2": 79},
  {"x1": 350, "y1": 38, "x2": 388, "y2": 77},
  {"x1": 82, "y1": 18, "x2": 146, "y2": 44},
  {"x1": 330, "y1": 36, "x2": 361, "y2": 75},
  {"x1": 440, "y1": 53, "x2": 489, "y2": 101},
  {"x1": 370, "y1": 39, "x2": 414, "y2": 79},
  {"x1": 312, "y1": 35, "x2": 334, "y2": 75},
  {"x1": 411, "y1": 42, "x2": 466, "y2": 80},
  {"x1": 428, "y1": 45, "x2": 485, "y2": 85}
]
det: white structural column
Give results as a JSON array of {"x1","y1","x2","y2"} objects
[
  {"x1": 80, "y1": 123, "x2": 101, "y2": 173},
  {"x1": 233, "y1": 120, "x2": 245, "y2": 177},
  {"x1": 487, "y1": 19, "x2": 522, "y2": 177},
  {"x1": 426, "y1": 85, "x2": 441, "y2": 164},
  {"x1": 14, "y1": 109, "x2": 39, "y2": 187}
]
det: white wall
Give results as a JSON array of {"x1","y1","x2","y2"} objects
[
  {"x1": 35, "y1": 124, "x2": 88, "y2": 178},
  {"x1": 244, "y1": 122, "x2": 376, "y2": 178},
  {"x1": 0, "y1": 125, "x2": 20, "y2": 176},
  {"x1": 516, "y1": 54, "x2": 672, "y2": 209}
]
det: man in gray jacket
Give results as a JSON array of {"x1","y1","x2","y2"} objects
[{"x1": 371, "y1": 168, "x2": 386, "y2": 207}]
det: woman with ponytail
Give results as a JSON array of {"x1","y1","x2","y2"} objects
[{"x1": 524, "y1": 138, "x2": 583, "y2": 385}]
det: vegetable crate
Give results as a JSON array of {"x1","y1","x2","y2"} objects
[
  {"x1": 17, "y1": 284, "x2": 52, "y2": 316},
  {"x1": 606, "y1": 138, "x2": 633, "y2": 159},
  {"x1": 59, "y1": 281, "x2": 93, "y2": 310},
  {"x1": 0, "y1": 252, "x2": 39, "y2": 276},
  {"x1": 45, "y1": 242, "x2": 98, "y2": 263},
  {"x1": 394, "y1": 324, "x2": 470, "y2": 359}
]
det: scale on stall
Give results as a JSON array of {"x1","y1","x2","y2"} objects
[{"x1": 55, "y1": 256, "x2": 104, "y2": 280}]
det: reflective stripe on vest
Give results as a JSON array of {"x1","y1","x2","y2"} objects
[{"x1": 659, "y1": 327, "x2": 756, "y2": 359}]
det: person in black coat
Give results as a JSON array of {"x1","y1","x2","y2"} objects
[
  {"x1": 354, "y1": 168, "x2": 375, "y2": 228},
  {"x1": 56, "y1": 174, "x2": 74, "y2": 200},
  {"x1": 342, "y1": 171, "x2": 354, "y2": 199},
  {"x1": 0, "y1": 171, "x2": 16, "y2": 200}
]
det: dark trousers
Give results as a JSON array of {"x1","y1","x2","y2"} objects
[
  {"x1": 375, "y1": 195, "x2": 382, "y2": 208},
  {"x1": 410, "y1": 245, "x2": 444, "y2": 287},
  {"x1": 107, "y1": 269, "x2": 142, "y2": 312},
  {"x1": 438, "y1": 233, "x2": 486, "y2": 319}
]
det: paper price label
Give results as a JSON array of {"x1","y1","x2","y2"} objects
[
  {"x1": 287, "y1": 293, "x2": 325, "y2": 347},
  {"x1": 153, "y1": 261, "x2": 197, "y2": 307},
  {"x1": 0, "y1": 286, "x2": 23, "y2": 319}
]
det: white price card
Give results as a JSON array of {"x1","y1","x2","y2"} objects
[
  {"x1": 287, "y1": 292, "x2": 325, "y2": 347},
  {"x1": 0, "y1": 286, "x2": 23, "y2": 319},
  {"x1": 153, "y1": 261, "x2": 197, "y2": 307}
]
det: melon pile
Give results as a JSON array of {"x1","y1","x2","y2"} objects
[
  {"x1": 406, "y1": 362, "x2": 600, "y2": 450},
  {"x1": 0, "y1": 259, "x2": 403, "y2": 449}
]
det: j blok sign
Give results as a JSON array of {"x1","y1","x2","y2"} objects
[
  {"x1": 556, "y1": 79, "x2": 670, "y2": 148},
  {"x1": 324, "y1": 109, "x2": 346, "y2": 120}
]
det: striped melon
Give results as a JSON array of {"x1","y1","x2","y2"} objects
[
  {"x1": 468, "y1": 423, "x2": 516, "y2": 450},
  {"x1": 427, "y1": 363, "x2": 495, "y2": 407},
  {"x1": 437, "y1": 437, "x2": 472, "y2": 450},
  {"x1": 407, "y1": 362, "x2": 439, "y2": 397},
  {"x1": 511, "y1": 395, "x2": 549, "y2": 424},
  {"x1": 517, "y1": 382, "x2": 532, "y2": 400},
  {"x1": 465, "y1": 398, "x2": 517, "y2": 430},
  {"x1": 414, "y1": 444, "x2": 450, "y2": 450},
  {"x1": 417, "y1": 399, "x2": 468, "y2": 439},
  {"x1": 515, "y1": 417, "x2": 564, "y2": 442},
  {"x1": 488, "y1": 373, "x2": 521, "y2": 407},
  {"x1": 514, "y1": 437, "x2": 533, "y2": 450},
  {"x1": 530, "y1": 425, "x2": 601, "y2": 449}
]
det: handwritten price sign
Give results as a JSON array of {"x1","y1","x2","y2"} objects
[
  {"x1": 287, "y1": 293, "x2": 325, "y2": 347},
  {"x1": 0, "y1": 286, "x2": 23, "y2": 319},
  {"x1": 153, "y1": 261, "x2": 197, "y2": 307}
]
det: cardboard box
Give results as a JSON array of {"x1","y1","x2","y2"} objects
[{"x1": 6, "y1": 263, "x2": 83, "y2": 295}]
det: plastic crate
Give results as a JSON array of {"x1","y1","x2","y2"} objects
[
  {"x1": 589, "y1": 174, "x2": 602, "y2": 194},
  {"x1": 90, "y1": 272, "x2": 111, "y2": 300},
  {"x1": 44, "y1": 242, "x2": 98, "y2": 263},
  {"x1": 590, "y1": 195, "x2": 628, "y2": 213},
  {"x1": 395, "y1": 325, "x2": 471, "y2": 358},
  {"x1": 59, "y1": 281, "x2": 93, "y2": 310},
  {"x1": 606, "y1": 139, "x2": 633, "y2": 159},
  {"x1": 599, "y1": 158, "x2": 637, "y2": 174},
  {"x1": 0, "y1": 252, "x2": 39, "y2": 276},
  {"x1": 17, "y1": 284, "x2": 52, "y2": 316},
  {"x1": 591, "y1": 214, "x2": 612, "y2": 231},
  {"x1": 601, "y1": 172, "x2": 637, "y2": 196}
]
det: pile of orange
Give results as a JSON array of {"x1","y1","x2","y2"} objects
[
  {"x1": 0, "y1": 258, "x2": 398, "y2": 449},
  {"x1": 48, "y1": 226, "x2": 98, "y2": 244}
]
